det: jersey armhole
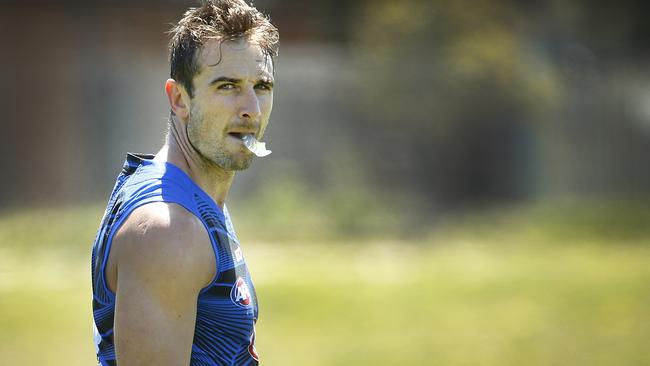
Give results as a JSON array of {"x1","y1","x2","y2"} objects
[
  {"x1": 99, "y1": 198, "x2": 222, "y2": 299},
  {"x1": 198, "y1": 220, "x2": 222, "y2": 293}
]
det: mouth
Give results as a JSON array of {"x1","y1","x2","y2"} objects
[{"x1": 227, "y1": 132, "x2": 254, "y2": 141}]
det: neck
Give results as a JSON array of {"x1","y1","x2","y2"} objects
[{"x1": 154, "y1": 115, "x2": 235, "y2": 208}]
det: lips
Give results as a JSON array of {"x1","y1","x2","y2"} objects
[{"x1": 227, "y1": 132, "x2": 255, "y2": 140}]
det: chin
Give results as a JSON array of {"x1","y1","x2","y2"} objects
[
  {"x1": 212, "y1": 154, "x2": 254, "y2": 171},
  {"x1": 230, "y1": 159, "x2": 253, "y2": 171},
  {"x1": 231, "y1": 151, "x2": 255, "y2": 170},
  {"x1": 200, "y1": 147, "x2": 254, "y2": 171}
]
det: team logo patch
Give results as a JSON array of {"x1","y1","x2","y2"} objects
[{"x1": 231, "y1": 277, "x2": 252, "y2": 307}]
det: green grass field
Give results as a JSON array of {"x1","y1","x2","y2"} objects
[{"x1": 1, "y1": 205, "x2": 649, "y2": 365}]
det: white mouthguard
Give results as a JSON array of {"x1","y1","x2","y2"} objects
[{"x1": 242, "y1": 135, "x2": 272, "y2": 157}]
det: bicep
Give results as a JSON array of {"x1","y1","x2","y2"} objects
[
  {"x1": 111, "y1": 204, "x2": 215, "y2": 366},
  {"x1": 114, "y1": 262, "x2": 199, "y2": 366}
]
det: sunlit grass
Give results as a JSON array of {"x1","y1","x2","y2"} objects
[
  {"x1": 250, "y1": 242, "x2": 650, "y2": 366},
  {"x1": 1, "y1": 203, "x2": 649, "y2": 365}
]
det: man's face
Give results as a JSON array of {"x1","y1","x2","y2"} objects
[{"x1": 186, "y1": 39, "x2": 274, "y2": 171}]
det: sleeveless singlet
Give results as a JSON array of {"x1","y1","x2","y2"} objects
[{"x1": 91, "y1": 153, "x2": 259, "y2": 366}]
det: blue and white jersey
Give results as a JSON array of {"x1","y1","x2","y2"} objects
[{"x1": 91, "y1": 153, "x2": 259, "y2": 366}]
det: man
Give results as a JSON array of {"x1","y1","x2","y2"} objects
[{"x1": 90, "y1": 1, "x2": 279, "y2": 365}]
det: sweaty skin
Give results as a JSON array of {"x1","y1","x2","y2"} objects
[{"x1": 106, "y1": 40, "x2": 273, "y2": 366}]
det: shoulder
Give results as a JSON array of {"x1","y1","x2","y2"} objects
[
  {"x1": 117, "y1": 202, "x2": 204, "y2": 243},
  {"x1": 109, "y1": 202, "x2": 216, "y2": 291}
]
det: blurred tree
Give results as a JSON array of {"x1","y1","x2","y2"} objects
[
  {"x1": 347, "y1": 0, "x2": 650, "y2": 210},
  {"x1": 349, "y1": 0, "x2": 558, "y2": 207}
]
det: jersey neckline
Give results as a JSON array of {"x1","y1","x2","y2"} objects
[{"x1": 127, "y1": 153, "x2": 228, "y2": 221}]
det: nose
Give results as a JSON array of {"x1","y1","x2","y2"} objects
[{"x1": 238, "y1": 87, "x2": 261, "y2": 121}]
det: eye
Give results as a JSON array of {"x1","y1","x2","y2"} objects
[
  {"x1": 217, "y1": 83, "x2": 236, "y2": 90},
  {"x1": 255, "y1": 82, "x2": 273, "y2": 91}
]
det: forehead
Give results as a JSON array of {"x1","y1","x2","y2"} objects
[{"x1": 196, "y1": 39, "x2": 273, "y2": 81}]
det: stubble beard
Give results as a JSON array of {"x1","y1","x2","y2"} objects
[{"x1": 187, "y1": 104, "x2": 254, "y2": 172}]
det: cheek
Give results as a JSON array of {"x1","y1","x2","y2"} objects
[
  {"x1": 261, "y1": 95, "x2": 273, "y2": 118},
  {"x1": 186, "y1": 118, "x2": 203, "y2": 145},
  {"x1": 260, "y1": 102, "x2": 273, "y2": 137},
  {"x1": 187, "y1": 111, "x2": 213, "y2": 143},
  {"x1": 191, "y1": 106, "x2": 222, "y2": 133}
]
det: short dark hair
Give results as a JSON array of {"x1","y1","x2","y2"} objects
[{"x1": 168, "y1": 0, "x2": 279, "y2": 98}]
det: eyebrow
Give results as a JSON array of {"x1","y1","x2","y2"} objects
[
  {"x1": 209, "y1": 77, "x2": 240, "y2": 85},
  {"x1": 209, "y1": 76, "x2": 274, "y2": 86}
]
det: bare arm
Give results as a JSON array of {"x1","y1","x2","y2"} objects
[{"x1": 108, "y1": 202, "x2": 216, "y2": 366}]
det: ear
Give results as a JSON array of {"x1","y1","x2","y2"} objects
[{"x1": 165, "y1": 79, "x2": 190, "y2": 122}]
